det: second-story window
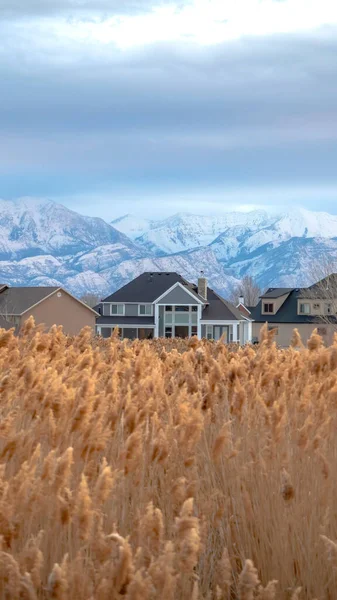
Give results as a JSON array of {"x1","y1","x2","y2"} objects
[
  {"x1": 263, "y1": 303, "x2": 274, "y2": 313},
  {"x1": 139, "y1": 304, "x2": 153, "y2": 316},
  {"x1": 299, "y1": 303, "x2": 310, "y2": 315},
  {"x1": 111, "y1": 304, "x2": 124, "y2": 315}
]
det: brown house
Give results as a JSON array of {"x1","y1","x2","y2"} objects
[{"x1": 0, "y1": 284, "x2": 98, "y2": 335}]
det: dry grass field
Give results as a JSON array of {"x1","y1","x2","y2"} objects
[{"x1": 0, "y1": 318, "x2": 336, "y2": 599}]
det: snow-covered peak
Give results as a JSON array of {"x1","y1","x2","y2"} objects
[
  {"x1": 0, "y1": 197, "x2": 136, "y2": 260},
  {"x1": 111, "y1": 214, "x2": 155, "y2": 239}
]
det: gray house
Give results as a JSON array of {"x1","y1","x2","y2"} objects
[{"x1": 95, "y1": 272, "x2": 253, "y2": 343}]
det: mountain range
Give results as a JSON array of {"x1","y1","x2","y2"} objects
[{"x1": 0, "y1": 197, "x2": 337, "y2": 300}]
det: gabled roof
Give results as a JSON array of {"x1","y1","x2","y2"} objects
[
  {"x1": 250, "y1": 289, "x2": 337, "y2": 324},
  {"x1": 0, "y1": 286, "x2": 99, "y2": 316},
  {"x1": 0, "y1": 287, "x2": 60, "y2": 315},
  {"x1": 101, "y1": 272, "x2": 244, "y2": 323},
  {"x1": 102, "y1": 272, "x2": 206, "y2": 303},
  {"x1": 201, "y1": 289, "x2": 246, "y2": 321},
  {"x1": 261, "y1": 288, "x2": 294, "y2": 299},
  {"x1": 304, "y1": 274, "x2": 337, "y2": 298}
]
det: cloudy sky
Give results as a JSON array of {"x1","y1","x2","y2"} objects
[{"x1": 1, "y1": 0, "x2": 337, "y2": 219}]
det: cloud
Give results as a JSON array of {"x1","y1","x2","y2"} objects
[
  {"x1": 1, "y1": 0, "x2": 337, "y2": 215},
  {"x1": 0, "y1": 0, "x2": 168, "y2": 19}
]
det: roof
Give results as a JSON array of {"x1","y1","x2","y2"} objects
[
  {"x1": 103, "y1": 272, "x2": 205, "y2": 303},
  {"x1": 201, "y1": 289, "x2": 246, "y2": 321},
  {"x1": 0, "y1": 286, "x2": 99, "y2": 316},
  {"x1": 250, "y1": 289, "x2": 337, "y2": 324},
  {"x1": 261, "y1": 288, "x2": 294, "y2": 299},
  {"x1": 304, "y1": 274, "x2": 337, "y2": 299},
  {"x1": 0, "y1": 287, "x2": 59, "y2": 315},
  {"x1": 0, "y1": 315, "x2": 14, "y2": 330},
  {"x1": 96, "y1": 316, "x2": 155, "y2": 325}
]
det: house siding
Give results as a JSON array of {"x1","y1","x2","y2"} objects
[
  {"x1": 125, "y1": 304, "x2": 139, "y2": 317},
  {"x1": 21, "y1": 291, "x2": 96, "y2": 335},
  {"x1": 261, "y1": 293, "x2": 290, "y2": 316},
  {"x1": 252, "y1": 322, "x2": 335, "y2": 347},
  {"x1": 103, "y1": 304, "x2": 111, "y2": 316},
  {"x1": 156, "y1": 286, "x2": 200, "y2": 305}
]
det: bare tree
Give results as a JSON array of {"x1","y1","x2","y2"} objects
[
  {"x1": 300, "y1": 258, "x2": 337, "y2": 332},
  {"x1": 229, "y1": 275, "x2": 261, "y2": 307},
  {"x1": 80, "y1": 293, "x2": 100, "y2": 308}
]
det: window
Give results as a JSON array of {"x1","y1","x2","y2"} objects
[
  {"x1": 175, "y1": 306, "x2": 189, "y2": 312},
  {"x1": 206, "y1": 325, "x2": 213, "y2": 340},
  {"x1": 138, "y1": 304, "x2": 153, "y2": 316},
  {"x1": 138, "y1": 328, "x2": 154, "y2": 339},
  {"x1": 263, "y1": 303, "x2": 274, "y2": 313},
  {"x1": 111, "y1": 304, "x2": 124, "y2": 315},
  {"x1": 299, "y1": 303, "x2": 310, "y2": 315},
  {"x1": 192, "y1": 306, "x2": 198, "y2": 312},
  {"x1": 165, "y1": 306, "x2": 172, "y2": 312},
  {"x1": 165, "y1": 327, "x2": 172, "y2": 338},
  {"x1": 191, "y1": 326, "x2": 198, "y2": 336},
  {"x1": 313, "y1": 303, "x2": 321, "y2": 311},
  {"x1": 326, "y1": 303, "x2": 332, "y2": 314}
]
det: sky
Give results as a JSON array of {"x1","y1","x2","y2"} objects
[{"x1": 1, "y1": 0, "x2": 337, "y2": 219}]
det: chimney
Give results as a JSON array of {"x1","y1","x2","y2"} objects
[
  {"x1": 239, "y1": 296, "x2": 244, "y2": 305},
  {"x1": 198, "y1": 271, "x2": 207, "y2": 300}
]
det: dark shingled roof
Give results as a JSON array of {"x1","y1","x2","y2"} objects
[
  {"x1": 201, "y1": 289, "x2": 246, "y2": 321},
  {"x1": 0, "y1": 287, "x2": 59, "y2": 315},
  {"x1": 261, "y1": 288, "x2": 294, "y2": 299},
  {"x1": 96, "y1": 316, "x2": 155, "y2": 325},
  {"x1": 102, "y1": 272, "x2": 205, "y2": 303},
  {"x1": 99, "y1": 272, "x2": 247, "y2": 324},
  {"x1": 0, "y1": 315, "x2": 14, "y2": 330},
  {"x1": 250, "y1": 289, "x2": 337, "y2": 324}
]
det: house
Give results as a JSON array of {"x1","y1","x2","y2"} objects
[
  {"x1": 249, "y1": 276, "x2": 337, "y2": 346},
  {"x1": 95, "y1": 272, "x2": 253, "y2": 342},
  {"x1": 0, "y1": 284, "x2": 98, "y2": 335}
]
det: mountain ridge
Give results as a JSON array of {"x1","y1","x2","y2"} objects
[{"x1": 1, "y1": 198, "x2": 337, "y2": 299}]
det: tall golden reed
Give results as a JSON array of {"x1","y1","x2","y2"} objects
[{"x1": 0, "y1": 318, "x2": 336, "y2": 599}]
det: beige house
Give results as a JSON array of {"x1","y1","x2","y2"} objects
[
  {"x1": 249, "y1": 277, "x2": 337, "y2": 347},
  {"x1": 0, "y1": 284, "x2": 98, "y2": 335}
]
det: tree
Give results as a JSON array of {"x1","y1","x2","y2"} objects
[
  {"x1": 229, "y1": 275, "x2": 261, "y2": 307},
  {"x1": 301, "y1": 258, "x2": 337, "y2": 332},
  {"x1": 80, "y1": 293, "x2": 101, "y2": 309}
]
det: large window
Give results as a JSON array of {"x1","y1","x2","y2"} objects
[
  {"x1": 138, "y1": 304, "x2": 153, "y2": 316},
  {"x1": 299, "y1": 303, "x2": 310, "y2": 315},
  {"x1": 163, "y1": 305, "x2": 200, "y2": 338},
  {"x1": 263, "y1": 303, "x2": 274, "y2": 314},
  {"x1": 111, "y1": 304, "x2": 124, "y2": 315}
]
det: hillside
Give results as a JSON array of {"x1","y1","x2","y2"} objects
[{"x1": 1, "y1": 198, "x2": 337, "y2": 297}]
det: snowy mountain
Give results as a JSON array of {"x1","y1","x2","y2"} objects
[
  {"x1": 1, "y1": 198, "x2": 337, "y2": 300},
  {"x1": 128, "y1": 211, "x2": 272, "y2": 256},
  {"x1": 0, "y1": 197, "x2": 135, "y2": 260},
  {"x1": 110, "y1": 214, "x2": 154, "y2": 240}
]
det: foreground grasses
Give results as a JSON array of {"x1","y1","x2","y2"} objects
[{"x1": 0, "y1": 319, "x2": 336, "y2": 599}]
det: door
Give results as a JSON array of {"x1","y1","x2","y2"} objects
[{"x1": 214, "y1": 326, "x2": 229, "y2": 342}]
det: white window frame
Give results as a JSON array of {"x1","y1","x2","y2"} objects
[
  {"x1": 138, "y1": 304, "x2": 153, "y2": 316},
  {"x1": 110, "y1": 303, "x2": 125, "y2": 316},
  {"x1": 299, "y1": 302, "x2": 310, "y2": 315},
  {"x1": 206, "y1": 325, "x2": 213, "y2": 340}
]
